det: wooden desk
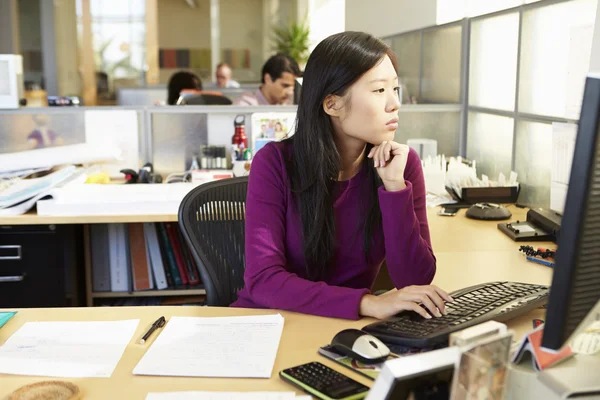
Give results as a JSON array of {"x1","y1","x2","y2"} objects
[
  {"x1": 0, "y1": 207, "x2": 554, "y2": 398},
  {"x1": 0, "y1": 306, "x2": 545, "y2": 399}
]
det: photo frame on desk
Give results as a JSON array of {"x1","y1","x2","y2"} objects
[{"x1": 250, "y1": 112, "x2": 296, "y2": 154}]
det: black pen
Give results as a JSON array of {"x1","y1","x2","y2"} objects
[{"x1": 139, "y1": 316, "x2": 166, "y2": 344}]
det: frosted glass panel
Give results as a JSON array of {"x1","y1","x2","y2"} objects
[
  {"x1": 514, "y1": 121, "x2": 552, "y2": 208},
  {"x1": 391, "y1": 32, "x2": 420, "y2": 104},
  {"x1": 421, "y1": 25, "x2": 462, "y2": 103},
  {"x1": 394, "y1": 111, "x2": 461, "y2": 156},
  {"x1": 519, "y1": 0, "x2": 596, "y2": 119},
  {"x1": 469, "y1": 13, "x2": 519, "y2": 111},
  {"x1": 466, "y1": 112, "x2": 514, "y2": 178},
  {"x1": 152, "y1": 113, "x2": 208, "y2": 174}
]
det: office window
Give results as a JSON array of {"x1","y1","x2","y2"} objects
[
  {"x1": 391, "y1": 32, "x2": 421, "y2": 103},
  {"x1": 395, "y1": 111, "x2": 461, "y2": 156},
  {"x1": 469, "y1": 13, "x2": 519, "y2": 111},
  {"x1": 519, "y1": 0, "x2": 596, "y2": 119},
  {"x1": 77, "y1": 0, "x2": 146, "y2": 91},
  {"x1": 514, "y1": 121, "x2": 553, "y2": 208},
  {"x1": 466, "y1": 112, "x2": 514, "y2": 179},
  {"x1": 421, "y1": 24, "x2": 462, "y2": 103}
]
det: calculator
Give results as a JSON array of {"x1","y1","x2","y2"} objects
[{"x1": 279, "y1": 361, "x2": 370, "y2": 400}]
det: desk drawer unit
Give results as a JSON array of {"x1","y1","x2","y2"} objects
[{"x1": 0, "y1": 224, "x2": 83, "y2": 307}]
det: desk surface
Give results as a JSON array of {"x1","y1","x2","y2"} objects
[
  {"x1": 0, "y1": 212, "x2": 178, "y2": 225},
  {"x1": 0, "y1": 204, "x2": 529, "y2": 229},
  {"x1": 0, "y1": 306, "x2": 546, "y2": 399},
  {"x1": 0, "y1": 209, "x2": 554, "y2": 399}
]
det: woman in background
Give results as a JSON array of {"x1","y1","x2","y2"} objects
[
  {"x1": 232, "y1": 31, "x2": 452, "y2": 320},
  {"x1": 167, "y1": 71, "x2": 202, "y2": 105}
]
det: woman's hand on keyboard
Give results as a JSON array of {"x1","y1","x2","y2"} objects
[{"x1": 359, "y1": 285, "x2": 453, "y2": 320}]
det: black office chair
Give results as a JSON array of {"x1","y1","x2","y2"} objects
[
  {"x1": 180, "y1": 93, "x2": 233, "y2": 105},
  {"x1": 178, "y1": 177, "x2": 248, "y2": 306}
]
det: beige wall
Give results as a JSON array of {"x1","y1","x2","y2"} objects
[
  {"x1": 157, "y1": 0, "x2": 264, "y2": 84},
  {"x1": 220, "y1": 0, "x2": 263, "y2": 82},
  {"x1": 157, "y1": 0, "x2": 211, "y2": 83},
  {"x1": 345, "y1": 0, "x2": 437, "y2": 38}
]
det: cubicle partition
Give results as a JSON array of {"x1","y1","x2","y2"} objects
[
  {"x1": 0, "y1": 106, "x2": 146, "y2": 176},
  {"x1": 146, "y1": 105, "x2": 297, "y2": 174},
  {"x1": 117, "y1": 84, "x2": 261, "y2": 106},
  {"x1": 0, "y1": 104, "x2": 464, "y2": 177}
]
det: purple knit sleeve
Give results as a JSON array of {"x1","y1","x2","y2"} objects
[{"x1": 377, "y1": 147, "x2": 436, "y2": 288}]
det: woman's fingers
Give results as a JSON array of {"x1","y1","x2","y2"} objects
[
  {"x1": 401, "y1": 301, "x2": 432, "y2": 319},
  {"x1": 378, "y1": 141, "x2": 388, "y2": 167},
  {"x1": 402, "y1": 285, "x2": 448, "y2": 315},
  {"x1": 432, "y1": 285, "x2": 454, "y2": 302},
  {"x1": 417, "y1": 287, "x2": 447, "y2": 315},
  {"x1": 406, "y1": 292, "x2": 441, "y2": 317}
]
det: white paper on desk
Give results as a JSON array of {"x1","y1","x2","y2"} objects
[
  {"x1": 0, "y1": 319, "x2": 139, "y2": 378},
  {"x1": 133, "y1": 314, "x2": 285, "y2": 378},
  {"x1": 146, "y1": 392, "x2": 296, "y2": 400}
]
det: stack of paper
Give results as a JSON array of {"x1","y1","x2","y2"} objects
[
  {"x1": 133, "y1": 314, "x2": 285, "y2": 378},
  {"x1": 0, "y1": 320, "x2": 139, "y2": 377}
]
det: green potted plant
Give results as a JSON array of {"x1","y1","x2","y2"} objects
[{"x1": 271, "y1": 19, "x2": 311, "y2": 66}]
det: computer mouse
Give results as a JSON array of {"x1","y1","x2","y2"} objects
[{"x1": 330, "y1": 329, "x2": 390, "y2": 364}]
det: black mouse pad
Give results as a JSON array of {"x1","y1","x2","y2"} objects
[{"x1": 318, "y1": 343, "x2": 444, "y2": 380}]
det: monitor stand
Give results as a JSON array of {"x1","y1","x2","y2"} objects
[{"x1": 506, "y1": 352, "x2": 600, "y2": 399}]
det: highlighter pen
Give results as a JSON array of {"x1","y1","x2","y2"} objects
[{"x1": 139, "y1": 316, "x2": 166, "y2": 344}]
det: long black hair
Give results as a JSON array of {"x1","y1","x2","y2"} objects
[{"x1": 286, "y1": 31, "x2": 398, "y2": 281}]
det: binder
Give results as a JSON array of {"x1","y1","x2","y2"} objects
[
  {"x1": 91, "y1": 224, "x2": 111, "y2": 292},
  {"x1": 156, "y1": 223, "x2": 182, "y2": 286},
  {"x1": 109, "y1": 224, "x2": 130, "y2": 292},
  {"x1": 129, "y1": 223, "x2": 152, "y2": 291},
  {"x1": 165, "y1": 222, "x2": 189, "y2": 285},
  {"x1": 176, "y1": 226, "x2": 200, "y2": 285},
  {"x1": 144, "y1": 223, "x2": 168, "y2": 290}
]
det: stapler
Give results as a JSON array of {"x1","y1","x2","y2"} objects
[{"x1": 120, "y1": 163, "x2": 163, "y2": 184}]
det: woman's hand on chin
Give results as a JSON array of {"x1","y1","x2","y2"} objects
[{"x1": 367, "y1": 141, "x2": 409, "y2": 192}]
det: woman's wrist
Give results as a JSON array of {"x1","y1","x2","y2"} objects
[
  {"x1": 359, "y1": 294, "x2": 378, "y2": 318},
  {"x1": 382, "y1": 179, "x2": 406, "y2": 192}
]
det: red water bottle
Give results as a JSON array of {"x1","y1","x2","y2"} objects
[{"x1": 232, "y1": 115, "x2": 248, "y2": 149}]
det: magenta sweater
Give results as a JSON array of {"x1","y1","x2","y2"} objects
[{"x1": 231, "y1": 141, "x2": 436, "y2": 319}]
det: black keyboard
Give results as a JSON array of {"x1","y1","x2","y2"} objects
[{"x1": 363, "y1": 281, "x2": 549, "y2": 348}]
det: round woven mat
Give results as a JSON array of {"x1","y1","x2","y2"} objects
[{"x1": 7, "y1": 381, "x2": 80, "y2": 400}]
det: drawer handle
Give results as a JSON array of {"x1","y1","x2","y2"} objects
[
  {"x1": 0, "y1": 275, "x2": 25, "y2": 283},
  {"x1": 0, "y1": 245, "x2": 21, "y2": 260}
]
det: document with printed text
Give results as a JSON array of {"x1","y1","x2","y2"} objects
[
  {"x1": 0, "y1": 320, "x2": 139, "y2": 377},
  {"x1": 133, "y1": 314, "x2": 285, "y2": 378}
]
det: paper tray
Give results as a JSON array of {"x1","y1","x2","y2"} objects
[{"x1": 446, "y1": 186, "x2": 520, "y2": 204}]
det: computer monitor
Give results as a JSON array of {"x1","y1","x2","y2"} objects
[{"x1": 541, "y1": 75, "x2": 600, "y2": 351}]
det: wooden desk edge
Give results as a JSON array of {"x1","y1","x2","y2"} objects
[{"x1": 0, "y1": 213, "x2": 178, "y2": 225}]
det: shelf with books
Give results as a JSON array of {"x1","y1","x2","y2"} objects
[
  {"x1": 87, "y1": 221, "x2": 205, "y2": 306},
  {"x1": 92, "y1": 288, "x2": 206, "y2": 298}
]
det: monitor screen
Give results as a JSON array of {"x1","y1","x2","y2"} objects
[{"x1": 541, "y1": 75, "x2": 600, "y2": 351}]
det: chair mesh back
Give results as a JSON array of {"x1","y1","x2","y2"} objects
[{"x1": 178, "y1": 177, "x2": 248, "y2": 306}]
